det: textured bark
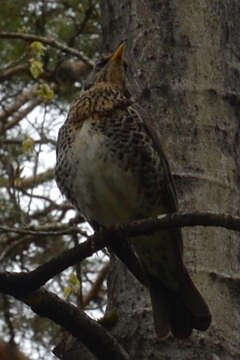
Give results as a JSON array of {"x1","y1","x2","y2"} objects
[{"x1": 61, "y1": 1, "x2": 240, "y2": 359}]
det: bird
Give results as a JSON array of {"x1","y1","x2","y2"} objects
[{"x1": 55, "y1": 42, "x2": 211, "y2": 339}]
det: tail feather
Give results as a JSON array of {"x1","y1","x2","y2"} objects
[
  {"x1": 149, "y1": 269, "x2": 211, "y2": 339},
  {"x1": 179, "y1": 265, "x2": 211, "y2": 331},
  {"x1": 170, "y1": 295, "x2": 193, "y2": 338},
  {"x1": 149, "y1": 284, "x2": 171, "y2": 339}
]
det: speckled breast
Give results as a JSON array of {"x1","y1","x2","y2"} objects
[{"x1": 56, "y1": 119, "x2": 148, "y2": 226}]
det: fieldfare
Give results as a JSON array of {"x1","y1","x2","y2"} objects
[{"x1": 55, "y1": 43, "x2": 211, "y2": 338}]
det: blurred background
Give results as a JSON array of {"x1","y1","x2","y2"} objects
[{"x1": 0, "y1": 1, "x2": 107, "y2": 359}]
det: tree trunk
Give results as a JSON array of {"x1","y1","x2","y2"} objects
[{"x1": 58, "y1": 1, "x2": 240, "y2": 358}]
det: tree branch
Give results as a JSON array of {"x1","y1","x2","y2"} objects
[
  {"x1": 120, "y1": 211, "x2": 240, "y2": 235},
  {"x1": 83, "y1": 262, "x2": 110, "y2": 308},
  {"x1": 0, "y1": 168, "x2": 55, "y2": 190},
  {"x1": 1, "y1": 211, "x2": 240, "y2": 296},
  {"x1": 0, "y1": 98, "x2": 42, "y2": 134},
  {"x1": 0, "y1": 223, "x2": 86, "y2": 237},
  {"x1": 18, "y1": 168, "x2": 55, "y2": 190},
  {"x1": 0, "y1": 226, "x2": 146, "y2": 294},
  {"x1": 0, "y1": 32, "x2": 94, "y2": 67},
  {"x1": 19, "y1": 288, "x2": 129, "y2": 360},
  {"x1": 0, "y1": 211, "x2": 240, "y2": 359},
  {"x1": 0, "y1": 63, "x2": 29, "y2": 81},
  {"x1": 0, "y1": 84, "x2": 39, "y2": 123}
]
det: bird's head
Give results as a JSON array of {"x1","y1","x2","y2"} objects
[{"x1": 86, "y1": 43, "x2": 126, "y2": 91}]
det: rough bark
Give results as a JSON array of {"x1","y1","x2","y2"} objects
[{"x1": 60, "y1": 1, "x2": 240, "y2": 359}]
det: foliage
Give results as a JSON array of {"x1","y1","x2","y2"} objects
[{"x1": 0, "y1": 1, "x2": 106, "y2": 359}]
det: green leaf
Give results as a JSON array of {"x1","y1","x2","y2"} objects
[
  {"x1": 30, "y1": 41, "x2": 46, "y2": 56},
  {"x1": 30, "y1": 59, "x2": 44, "y2": 79},
  {"x1": 64, "y1": 286, "x2": 72, "y2": 298},
  {"x1": 22, "y1": 137, "x2": 35, "y2": 153},
  {"x1": 69, "y1": 273, "x2": 80, "y2": 286},
  {"x1": 36, "y1": 83, "x2": 54, "y2": 102}
]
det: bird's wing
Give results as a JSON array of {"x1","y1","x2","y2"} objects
[{"x1": 130, "y1": 103, "x2": 179, "y2": 213}]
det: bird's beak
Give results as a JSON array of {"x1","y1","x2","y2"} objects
[{"x1": 110, "y1": 43, "x2": 125, "y2": 62}]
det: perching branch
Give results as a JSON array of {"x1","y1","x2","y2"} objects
[
  {"x1": 0, "y1": 32, "x2": 94, "y2": 67},
  {"x1": 1, "y1": 210, "x2": 240, "y2": 238},
  {"x1": 120, "y1": 211, "x2": 240, "y2": 235},
  {"x1": 0, "y1": 231, "x2": 106, "y2": 295},
  {"x1": 0, "y1": 211, "x2": 240, "y2": 359},
  {"x1": 0, "y1": 226, "x2": 146, "y2": 294},
  {"x1": 1, "y1": 211, "x2": 240, "y2": 295}
]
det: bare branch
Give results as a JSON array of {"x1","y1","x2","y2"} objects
[
  {"x1": 1, "y1": 211, "x2": 240, "y2": 298},
  {"x1": 0, "y1": 84, "x2": 39, "y2": 122},
  {"x1": 18, "y1": 168, "x2": 55, "y2": 190},
  {"x1": 0, "y1": 32, "x2": 94, "y2": 67},
  {"x1": 1, "y1": 210, "x2": 240, "y2": 238},
  {"x1": 120, "y1": 211, "x2": 240, "y2": 235},
  {"x1": 1, "y1": 209, "x2": 239, "y2": 358},
  {"x1": 0, "y1": 168, "x2": 55, "y2": 190},
  {"x1": 0, "y1": 223, "x2": 88, "y2": 262},
  {"x1": 2, "y1": 137, "x2": 56, "y2": 147},
  {"x1": 0, "y1": 63, "x2": 29, "y2": 81},
  {"x1": 0, "y1": 98, "x2": 42, "y2": 135},
  {"x1": 20, "y1": 288, "x2": 129, "y2": 360},
  {"x1": 0, "y1": 225, "x2": 146, "y2": 293},
  {"x1": 0, "y1": 224, "x2": 83, "y2": 237},
  {"x1": 83, "y1": 262, "x2": 110, "y2": 308}
]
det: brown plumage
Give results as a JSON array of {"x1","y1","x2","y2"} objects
[{"x1": 55, "y1": 43, "x2": 211, "y2": 338}]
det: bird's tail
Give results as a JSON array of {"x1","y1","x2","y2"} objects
[{"x1": 149, "y1": 266, "x2": 211, "y2": 339}]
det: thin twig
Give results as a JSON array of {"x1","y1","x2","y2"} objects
[
  {"x1": 0, "y1": 84, "x2": 39, "y2": 123},
  {"x1": 0, "y1": 63, "x2": 28, "y2": 81},
  {"x1": 83, "y1": 262, "x2": 110, "y2": 308},
  {"x1": 0, "y1": 224, "x2": 87, "y2": 237},
  {"x1": 1, "y1": 211, "x2": 240, "y2": 237},
  {"x1": 0, "y1": 168, "x2": 55, "y2": 190},
  {"x1": 0, "y1": 32, "x2": 94, "y2": 67},
  {"x1": 0, "y1": 98, "x2": 42, "y2": 134},
  {"x1": 26, "y1": 104, "x2": 47, "y2": 216}
]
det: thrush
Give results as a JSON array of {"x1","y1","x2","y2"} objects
[{"x1": 55, "y1": 43, "x2": 211, "y2": 338}]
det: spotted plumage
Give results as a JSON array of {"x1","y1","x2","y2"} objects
[{"x1": 55, "y1": 43, "x2": 211, "y2": 338}]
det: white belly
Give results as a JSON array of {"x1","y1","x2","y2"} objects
[{"x1": 70, "y1": 121, "x2": 143, "y2": 226}]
